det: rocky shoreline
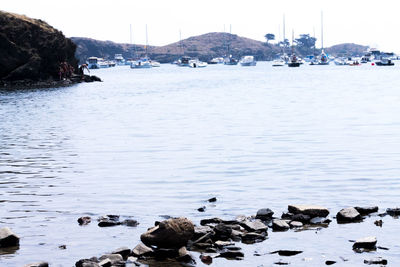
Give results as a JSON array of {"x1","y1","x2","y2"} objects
[{"x1": 2, "y1": 201, "x2": 398, "y2": 267}]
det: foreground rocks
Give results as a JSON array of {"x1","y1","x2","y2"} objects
[{"x1": 0, "y1": 227, "x2": 19, "y2": 247}]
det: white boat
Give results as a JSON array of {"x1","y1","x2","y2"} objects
[
  {"x1": 272, "y1": 59, "x2": 285, "y2": 67},
  {"x1": 334, "y1": 57, "x2": 347, "y2": 65},
  {"x1": 223, "y1": 55, "x2": 238, "y2": 65},
  {"x1": 114, "y1": 54, "x2": 125, "y2": 66},
  {"x1": 87, "y1": 57, "x2": 102, "y2": 69},
  {"x1": 177, "y1": 56, "x2": 191, "y2": 67},
  {"x1": 208, "y1": 57, "x2": 224, "y2": 64},
  {"x1": 239, "y1": 55, "x2": 256, "y2": 66},
  {"x1": 189, "y1": 59, "x2": 207, "y2": 68},
  {"x1": 150, "y1": 60, "x2": 160, "y2": 67},
  {"x1": 130, "y1": 57, "x2": 152, "y2": 69}
]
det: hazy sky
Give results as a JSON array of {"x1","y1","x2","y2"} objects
[{"x1": 2, "y1": 0, "x2": 399, "y2": 52}]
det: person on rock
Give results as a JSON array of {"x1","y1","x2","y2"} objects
[{"x1": 79, "y1": 64, "x2": 89, "y2": 80}]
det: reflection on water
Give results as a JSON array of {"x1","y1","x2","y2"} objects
[{"x1": 1, "y1": 63, "x2": 400, "y2": 266}]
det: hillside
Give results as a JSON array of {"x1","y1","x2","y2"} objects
[
  {"x1": 325, "y1": 43, "x2": 369, "y2": 57},
  {"x1": 0, "y1": 10, "x2": 78, "y2": 81}
]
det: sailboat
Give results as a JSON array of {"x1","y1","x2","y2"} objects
[
  {"x1": 224, "y1": 25, "x2": 239, "y2": 65},
  {"x1": 317, "y1": 11, "x2": 329, "y2": 65},
  {"x1": 131, "y1": 25, "x2": 158, "y2": 69},
  {"x1": 288, "y1": 30, "x2": 300, "y2": 67},
  {"x1": 272, "y1": 16, "x2": 287, "y2": 67}
]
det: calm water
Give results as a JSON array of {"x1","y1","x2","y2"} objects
[{"x1": 1, "y1": 62, "x2": 400, "y2": 266}]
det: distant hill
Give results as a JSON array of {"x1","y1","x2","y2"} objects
[{"x1": 72, "y1": 33, "x2": 370, "y2": 63}]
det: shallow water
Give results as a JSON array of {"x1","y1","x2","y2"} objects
[{"x1": 1, "y1": 62, "x2": 400, "y2": 266}]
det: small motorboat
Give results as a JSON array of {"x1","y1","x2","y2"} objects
[
  {"x1": 288, "y1": 54, "x2": 300, "y2": 67},
  {"x1": 223, "y1": 55, "x2": 238, "y2": 65},
  {"x1": 272, "y1": 59, "x2": 285, "y2": 67},
  {"x1": 188, "y1": 59, "x2": 207, "y2": 68},
  {"x1": 130, "y1": 57, "x2": 152, "y2": 69},
  {"x1": 239, "y1": 55, "x2": 256, "y2": 66},
  {"x1": 375, "y1": 58, "x2": 394, "y2": 66}
]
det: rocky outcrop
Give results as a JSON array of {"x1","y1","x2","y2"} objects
[{"x1": 0, "y1": 10, "x2": 78, "y2": 81}]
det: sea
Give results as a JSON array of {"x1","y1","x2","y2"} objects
[{"x1": 1, "y1": 62, "x2": 400, "y2": 266}]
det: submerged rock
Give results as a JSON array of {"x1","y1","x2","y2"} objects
[
  {"x1": 352, "y1": 236, "x2": 377, "y2": 250},
  {"x1": 363, "y1": 257, "x2": 387, "y2": 265},
  {"x1": 271, "y1": 250, "x2": 303, "y2": 256},
  {"x1": 325, "y1": 260, "x2": 336, "y2": 265},
  {"x1": 0, "y1": 227, "x2": 19, "y2": 247},
  {"x1": 337, "y1": 208, "x2": 362, "y2": 223},
  {"x1": 141, "y1": 217, "x2": 194, "y2": 248},
  {"x1": 288, "y1": 205, "x2": 329, "y2": 218}
]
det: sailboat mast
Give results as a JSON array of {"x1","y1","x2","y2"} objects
[
  {"x1": 283, "y1": 14, "x2": 286, "y2": 53},
  {"x1": 179, "y1": 29, "x2": 183, "y2": 55},
  {"x1": 145, "y1": 24, "x2": 148, "y2": 56},
  {"x1": 321, "y1": 11, "x2": 324, "y2": 50},
  {"x1": 291, "y1": 30, "x2": 294, "y2": 54}
]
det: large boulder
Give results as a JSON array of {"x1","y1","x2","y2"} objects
[
  {"x1": 141, "y1": 217, "x2": 194, "y2": 248},
  {"x1": 0, "y1": 227, "x2": 19, "y2": 247},
  {"x1": 336, "y1": 207, "x2": 362, "y2": 223},
  {"x1": 288, "y1": 205, "x2": 329, "y2": 218}
]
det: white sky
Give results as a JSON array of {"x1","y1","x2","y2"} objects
[{"x1": 2, "y1": 0, "x2": 399, "y2": 52}]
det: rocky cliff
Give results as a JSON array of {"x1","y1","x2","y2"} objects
[{"x1": 0, "y1": 10, "x2": 78, "y2": 81}]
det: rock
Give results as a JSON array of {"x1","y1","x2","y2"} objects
[
  {"x1": 193, "y1": 225, "x2": 214, "y2": 240},
  {"x1": 78, "y1": 216, "x2": 92, "y2": 225},
  {"x1": 240, "y1": 219, "x2": 268, "y2": 232},
  {"x1": 325, "y1": 260, "x2": 336, "y2": 265},
  {"x1": 288, "y1": 205, "x2": 329, "y2": 218},
  {"x1": 374, "y1": 220, "x2": 383, "y2": 227},
  {"x1": 241, "y1": 232, "x2": 267, "y2": 244},
  {"x1": 255, "y1": 208, "x2": 274, "y2": 220},
  {"x1": 272, "y1": 219, "x2": 290, "y2": 231},
  {"x1": 198, "y1": 206, "x2": 206, "y2": 212},
  {"x1": 23, "y1": 262, "x2": 49, "y2": 267},
  {"x1": 274, "y1": 260, "x2": 290, "y2": 265},
  {"x1": 200, "y1": 218, "x2": 223, "y2": 226},
  {"x1": 0, "y1": 227, "x2": 19, "y2": 247},
  {"x1": 289, "y1": 221, "x2": 303, "y2": 228},
  {"x1": 208, "y1": 197, "x2": 217, "y2": 202},
  {"x1": 354, "y1": 206, "x2": 378, "y2": 216},
  {"x1": 132, "y1": 243, "x2": 154, "y2": 257},
  {"x1": 363, "y1": 257, "x2": 388, "y2": 265},
  {"x1": 200, "y1": 254, "x2": 213, "y2": 265},
  {"x1": 98, "y1": 220, "x2": 121, "y2": 227},
  {"x1": 271, "y1": 250, "x2": 303, "y2": 256},
  {"x1": 205, "y1": 247, "x2": 218, "y2": 253},
  {"x1": 310, "y1": 217, "x2": 332, "y2": 225},
  {"x1": 281, "y1": 212, "x2": 294, "y2": 220},
  {"x1": 213, "y1": 223, "x2": 232, "y2": 241},
  {"x1": 140, "y1": 217, "x2": 194, "y2": 248},
  {"x1": 386, "y1": 208, "x2": 400, "y2": 216},
  {"x1": 98, "y1": 258, "x2": 111, "y2": 267},
  {"x1": 153, "y1": 248, "x2": 179, "y2": 259},
  {"x1": 121, "y1": 219, "x2": 138, "y2": 227},
  {"x1": 215, "y1": 240, "x2": 234, "y2": 248},
  {"x1": 98, "y1": 254, "x2": 123, "y2": 265},
  {"x1": 352, "y1": 236, "x2": 377, "y2": 250},
  {"x1": 193, "y1": 242, "x2": 213, "y2": 249},
  {"x1": 225, "y1": 246, "x2": 242, "y2": 251},
  {"x1": 59, "y1": 244, "x2": 67, "y2": 249},
  {"x1": 75, "y1": 258, "x2": 100, "y2": 267},
  {"x1": 291, "y1": 214, "x2": 311, "y2": 223},
  {"x1": 216, "y1": 250, "x2": 244, "y2": 260},
  {"x1": 337, "y1": 208, "x2": 362, "y2": 223},
  {"x1": 112, "y1": 246, "x2": 131, "y2": 260},
  {"x1": 231, "y1": 229, "x2": 244, "y2": 241}
]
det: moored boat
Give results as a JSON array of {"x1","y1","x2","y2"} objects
[
  {"x1": 239, "y1": 55, "x2": 256, "y2": 66},
  {"x1": 189, "y1": 59, "x2": 207, "y2": 68}
]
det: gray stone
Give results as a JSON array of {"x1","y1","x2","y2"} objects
[
  {"x1": 98, "y1": 254, "x2": 123, "y2": 265},
  {"x1": 98, "y1": 258, "x2": 111, "y2": 267},
  {"x1": 122, "y1": 219, "x2": 139, "y2": 227},
  {"x1": 255, "y1": 208, "x2": 274, "y2": 220},
  {"x1": 271, "y1": 250, "x2": 303, "y2": 256},
  {"x1": 193, "y1": 225, "x2": 214, "y2": 240},
  {"x1": 289, "y1": 221, "x2": 303, "y2": 228},
  {"x1": 216, "y1": 250, "x2": 244, "y2": 259},
  {"x1": 23, "y1": 262, "x2": 49, "y2": 267},
  {"x1": 291, "y1": 214, "x2": 311, "y2": 223},
  {"x1": 353, "y1": 236, "x2": 377, "y2": 249},
  {"x1": 213, "y1": 223, "x2": 232, "y2": 241},
  {"x1": 0, "y1": 227, "x2": 19, "y2": 247},
  {"x1": 240, "y1": 219, "x2": 268, "y2": 232},
  {"x1": 112, "y1": 246, "x2": 131, "y2": 259},
  {"x1": 241, "y1": 232, "x2": 267, "y2": 244},
  {"x1": 354, "y1": 206, "x2": 378, "y2": 216},
  {"x1": 140, "y1": 217, "x2": 194, "y2": 248},
  {"x1": 77, "y1": 216, "x2": 92, "y2": 225},
  {"x1": 386, "y1": 208, "x2": 400, "y2": 216},
  {"x1": 364, "y1": 257, "x2": 387, "y2": 265},
  {"x1": 200, "y1": 218, "x2": 222, "y2": 225},
  {"x1": 272, "y1": 219, "x2": 290, "y2": 231},
  {"x1": 177, "y1": 246, "x2": 196, "y2": 264},
  {"x1": 288, "y1": 205, "x2": 329, "y2": 218},
  {"x1": 75, "y1": 259, "x2": 100, "y2": 267},
  {"x1": 337, "y1": 207, "x2": 362, "y2": 223},
  {"x1": 132, "y1": 243, "x2": 154, "y2": 257}
]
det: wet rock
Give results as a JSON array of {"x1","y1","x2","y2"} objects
[
  {"x1": 310, "y1": 217, "x2": 331, "y2": 225},
  {"x1": 235, "y1": 215, "x2": 248, "y2": 222},
  {"x1": 325, "y1": 260, "x2": 336, "y2": 265},
  {"x1": 291, "y1": 214, "x2": 310, "y2": 223},
  {"x1": 231, "y1": 229, "x2": 244, "y2": 241},
  {"x1": 208, "y1": 197, "x2": 217, "y2": 202},
  {"x1": 374, "y1": 220, "x2": 383, "y2": 227},
  {"x1": 193, "y1": 225, "x2": 214, "y2": 240},
  {"x1": 112, "y1": 246, "x2": 131, "y2": 260},
  {"x1": 23, "y1": 262, "x2": 49, "y2": 267},
  {"x1": 337, "y1": 208, "x2": 362, "y2": 223},
  {"x1": 200, "y1": 218, "x2": 223, "y2": 226},
  {"x1": 193, "y1": 242, "x2": 213, "y2": 249},
  {"x1": 98, "y1": 258, "x2": 111, "y2": 267},
  {"x1": 0, "y1": 227, "x2": 19, "y2": 247},
  {"x1": 225, "y1": 246, "x2": 242, "y2": 251},
  {"x1": 98, "y1": 254, "x2": 124, "y2": 266},
  {"x1": 198, "y1": 206, "x2": 206, "y2": 212},
  {"x1": 216, "y1": 250, "x2": 244, "y2": 260},
  {"x1": 215, "y1": 240, "x2": 234, "y2": 248},
  {"x1": 271, "y1": 250, "x2": 303, "y2": 256},
  {"x1": 200, "y1": 254, "x2": 213, "y2": 265},
  {"x1": 289, "y1": 221, "x2": 303, "y2": 228},
  {"x1": 288, "y1": 205, "x2": 329, "y2": 218},
  {"x1": 274, "y1": 260, "x2": 290, "y2": 265},
  {"x1": 240, "y1": 219, "x2": 268, "y2": 232},
  {"x1": 140, "y1": 217, "x2": 194, "y2": 248},
  {"x1": 386, "y1": 208, "x2": 400, "y2": 216},
  {"x1": 352, "y1": 236, "x2": 377, "y2": 250},
  {"x1": 153, "y1": 248, "x2": 179, "y2": 260},
  {"x1": 78, "y1": 216, "x2": 92, "y2": 225},
  {"x1": 59, "y1": 244, "x2": 67, "y2": 249},
  {"x1": 213, "y1": 223, "x2": 232, "y2": 241},
  {"x1": 272, "y1": 219, "x2": 290, "y2": 231},
  {"x1": 98, "y1": 220, "x2": 121, "y2": 227},
  {"x1": 132, "y1": 243, "x2": 154, "y2": 257},
  {"x1": 75, "y1": 258, "x2": 100, "y2": 267},
  {"x1": 363, "y1": 257, "x2": 387, "y2": 265},
  {"x1": 256, "y1": 208, "x2": 274, "y2": 220},
  {"x1": 354, "y1": 206, "x2": 378, "y2": 216},
  {"x1": 281, "y1": 212, "x2": 294, "y2": 220},
  {"x1": 205, "y1": 247, "x2": 218, "y2": 253},
  {"x1": 122, "y1": 219, "x2": 139, "y2": 227},
  {"x1": 242, "y1": 232, "x2": 267, "y2": 244}
]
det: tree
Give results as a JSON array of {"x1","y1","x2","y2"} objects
[
  {"x1": 294, "y1": 34, "x2": 316, "y2": 56},
  {"x1": 264, "y1": 33, "x2": 275, "y2": 44}
]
